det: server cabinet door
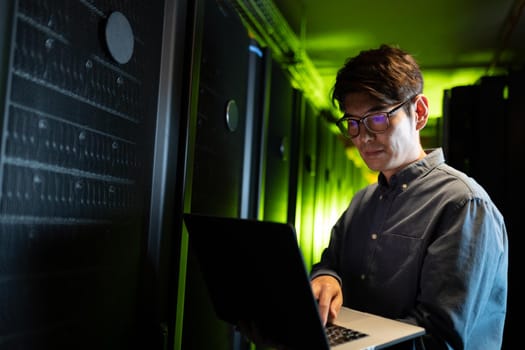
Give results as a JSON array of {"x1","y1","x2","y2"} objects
[
  {"x1": 295, "y1": 99, "x2": 318, "y2": 269},
  {"x1": 260, "y1": 60, "x2": 296, "y2": 223},
  {"x1": 181, "y1": 0, "x2": 251, "y2": 349},
  {"x1": 0, "y1": 1, "x2": 164, "y2": 349}
]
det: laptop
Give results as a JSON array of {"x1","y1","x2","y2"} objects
[{"x1": 183, "y1": 213, "x2": 425, "y2": 349}]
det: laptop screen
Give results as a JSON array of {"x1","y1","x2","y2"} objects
[{"x1": 183, "y1": 213, "x2": 331, "y2": 349}]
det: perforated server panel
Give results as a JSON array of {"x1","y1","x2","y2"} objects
[{"x1": 0, "y1": 1, "x2": 164, "y2": 349}]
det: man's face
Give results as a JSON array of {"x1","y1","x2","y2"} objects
[{"x1": 343, "y1": 92, "x2": 425, "y2": 180}]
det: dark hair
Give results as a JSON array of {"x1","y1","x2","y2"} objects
[{"x1": 331, "y1": 44, "x2": 423, "y2": 111}]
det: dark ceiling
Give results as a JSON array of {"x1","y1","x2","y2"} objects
[{"x1": 270, "y1": 0, "x2": 525, "y2": 118}]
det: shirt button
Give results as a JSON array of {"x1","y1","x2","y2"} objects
[
  {"x1": 371, "y1": 233, "x2": 377, "y2": 240},
  {"x1": 360, "y1": 274, "x2": 366, "y2": 280},
  {"x1": 402, "y1": 183, "x2": 408, "y2": 190},
  {"x1": 379, "y1": 195, "x2": 383, "y2": 200}
]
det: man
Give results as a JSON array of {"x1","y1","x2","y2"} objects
[{"x1": 310, "y1": 44, "x2": 508, "y2": 349}]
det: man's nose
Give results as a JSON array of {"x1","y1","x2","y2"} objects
[{"x1": 358, "y1": 123, "x2": 375, "y2": 141}]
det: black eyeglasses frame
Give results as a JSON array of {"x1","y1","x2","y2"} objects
[{"x1": 335, "y1": 97, "x2": 414, "y2": 138}]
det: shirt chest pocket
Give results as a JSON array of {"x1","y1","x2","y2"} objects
[{"x1": 369, "y1": 232, "x2": 424, "y2": 284}]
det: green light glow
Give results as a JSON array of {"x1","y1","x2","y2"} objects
[
  {"x1": 174, "y1": 229, "x2": 189, "y2": 350},
  {"x1": 305, "y1": 33, "x2": 376, "y2": 51},
  {"x1": 422, "y1": 68, "x2": 489, "y2": 118}
]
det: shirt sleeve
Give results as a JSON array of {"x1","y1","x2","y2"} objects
[
  {"x1": 402, "y1": 196, "x2": 508, "y2": 349},
  {"x1": 309, "y1": 189, "x2": 364, "y2": 283}
]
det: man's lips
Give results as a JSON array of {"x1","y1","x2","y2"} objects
[{"x1": 361, "y1": 148, "x2": 384, "y2": 157}]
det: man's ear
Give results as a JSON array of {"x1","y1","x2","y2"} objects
[{"x1": 414, "y1": 94, "x2": 429, "y2": 130}]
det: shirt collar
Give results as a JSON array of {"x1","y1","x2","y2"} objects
[{"x1": 378, "y1": 148, "x2": 445, "y2": 190}]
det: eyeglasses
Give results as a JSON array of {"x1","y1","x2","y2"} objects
[{"x1": 335, "y1": 97, "x2": 413, "y2": 138}]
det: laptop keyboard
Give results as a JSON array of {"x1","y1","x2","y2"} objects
[{"x1": 325, "y1": 323, "x2": 369, "y2": 346}]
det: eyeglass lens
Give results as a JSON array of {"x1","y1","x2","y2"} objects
[{"x1": 345, "y1": 113, "x2": 388, "y2": 136}]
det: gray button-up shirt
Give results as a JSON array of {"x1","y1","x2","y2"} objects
[{"x1": 311, "y1": 148, "x2": 508, "y2": 349}]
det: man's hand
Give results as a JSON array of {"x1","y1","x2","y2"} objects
[{"x1": 311, "y1": 275, "x2": 343, "y2": 326}]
